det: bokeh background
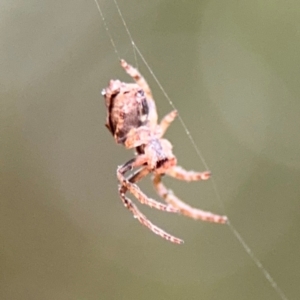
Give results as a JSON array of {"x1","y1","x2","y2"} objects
[{"x1": 1, "y1": 1, "x2": 300, "y2": 299}]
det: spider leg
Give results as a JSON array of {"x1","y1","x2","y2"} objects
[
  {"x1": 127, "y1": 166, "x2": 151, "y2": 184},
  {"x1": 120, "y1": 59, "x2": 158, "y2": 127},
  {"x1": 152, "y1": 173, "x2": 228, "y2": 224},
  {"x1": 117, "y1": 159, "x2": 183, "y2": 244},
  {"x1": 117, "y1": 159, "x2": 178, "y2": 212},
  {"x1": 159, "y1": 110, "x2": 178, "y2": 137},
  {"x1": 166, "y1": 166, "x2": 211, "y2": 182},
  {"x1": 118, "y1": 191, "x2": 183, "y2": 244},
  {"x1": 120, "y1": 59, "x2": 153, "y2": 99}
]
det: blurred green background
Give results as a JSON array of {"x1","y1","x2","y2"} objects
[{"x1": 1, "y1": 1, "x2": 300, "y2": 299}]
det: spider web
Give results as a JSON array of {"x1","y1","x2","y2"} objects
[{"x1": 93, "y1": 1, "x2": 289, "y2": 299}]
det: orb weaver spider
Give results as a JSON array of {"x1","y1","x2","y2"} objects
[{"x1": 102, "y1": 59, "x2": 227, "y2": 244}]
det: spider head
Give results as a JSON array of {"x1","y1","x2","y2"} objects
[{"x1": 144, "y1": 138, "x2": 177, "y2": 174}]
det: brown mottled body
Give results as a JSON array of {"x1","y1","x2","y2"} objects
[{"x1": 103, "y1": 80, "x2": 149, "y2": 144}]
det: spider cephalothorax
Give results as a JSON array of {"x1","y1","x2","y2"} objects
[{"x1": 102, "y1": 59, "x2": 227, "y2": 244}]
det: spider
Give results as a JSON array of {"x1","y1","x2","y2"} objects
[{"x1": 102, "y1": 59, "x2": 227, "y2": 244}]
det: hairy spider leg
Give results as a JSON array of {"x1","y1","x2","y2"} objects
[
  {"x1": 166, "y1": 166, "x2": 211, "y2": 181},
  {"x1": 118, "y1": 162, "x2": 177, "y2": 212},
  {"x1": 153, "y1": 171, "x2": 228, "y2": 224},
  {"x1": 159, "y1": 110, "x2": 178, "y2": 137},
  {"x1": 120, "y1": 59, "x2": 158, "y2": 128},
  {"x1": 117, "y1": 159, "x2": 183, "y2": 244}
]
